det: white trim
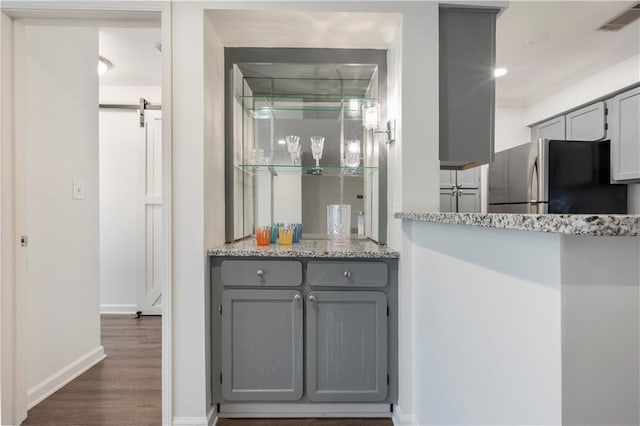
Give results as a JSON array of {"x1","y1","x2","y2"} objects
[
  {"x1": 13, "y1": 19, "x2": 29, "y2": 424},
  {"x1": 27, "y1": 346, "x2": 105, "y2": 409},
  {"x1": 219, "y1": 403, "x2": 393, "y2": 418},
  {"x1": 207, "y1": 406, "x2": 216, "y2": 426},
  {"x1": 172, "y1": 417, "x2": 209, "y2": 426},
  {"x1": 391, "y1": 404, "x2": 417, "y2": 426},
  {"x1": 160, "y1": 3, "x2": 173, "y2": 426},
  {"x1": 100, "y1": 304, "x2": 138, "y2": 314}
]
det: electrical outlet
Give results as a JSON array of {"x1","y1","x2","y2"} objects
[{"x1": 72, "y1": 180, "x2": 85, "y2": 200}]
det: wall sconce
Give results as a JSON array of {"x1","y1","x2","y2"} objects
[
  {"x1": 362, "y1": 102, "x2": 395, "y2": 144},
  {"x1": 362, "y1": 102, "x2": 379, "y2": 130},
  {"x1": 376, "y1": 119, "x2": 396, "y2": 144}
]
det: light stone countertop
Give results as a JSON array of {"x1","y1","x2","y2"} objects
[
  {"x1": 208, "y1": 238, "x2": 400, "y2": 258},
  {"x1": 394, "y1": 212, "x2": 640, "y2": 236}
]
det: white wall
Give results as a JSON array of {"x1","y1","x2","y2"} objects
[
  {"x1": 172, "y1": 2, "x2": 210, "y2": 421},
  {"x1": 494, "y1": 105, "x2": 530, "y2": 152},
  {"x1": 99, "y1": 85, "x2": 160, "y2": 104},
  {"x1": 410, "y1": 223, "x2": 562, "y2": 425},
  {"x1": 15, "y1": 24, "x2": 103, "y2": 409},
  {"x1": 524, "y1": 53, "x2": 640, "y2": 125},
  {"x1": 98, "y1": 86, "x2": 161, "y2": 314},
  {"x1": 561, "y1": 236, "x2": 640, "y2": 426}
]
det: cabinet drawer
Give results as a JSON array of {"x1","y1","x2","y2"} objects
[
  {"x1": 221, "y1": 260, "x2": 302, "y2": 287},
  {"x1": 307, "y1": 261, "x2": 387, "y2": 287}
]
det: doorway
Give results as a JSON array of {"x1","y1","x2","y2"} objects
[
  {"x1": 1, "y1": 7, "x2": 172, "y2": 425},
  {"x1": 98, "y1": 27, "x2": 164, "y2": 316}
]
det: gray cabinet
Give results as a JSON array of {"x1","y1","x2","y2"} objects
[
  {"x1": 457, "y1": 189, "x2": 482, "y2": 213},
  {"x1": 222, "y1": 289, "x2": 303, "y2": 401},
  {"x1": 566, "y1": 101, "x2": 607, "y2": 141},
  {"x1": 440, "y1": 189, "x2": 456, "y2": 212},
  {"x1": 531, "y1": 116, "x2": 566, "y2": 140},
  {"x1": 306, "y1": 291, "x2": 388, "y2": 402},
  {"x1": 439, "y1": 7, "x2": 498, "y2": 168},
  {"x1": 212, "y1": 256, "x2": 398, "y2": 409},
  {"x1": 307, "y1": 261, "x2": 387, "y2": 287},
  {"x1": 440, "y1": 167, "x2": 481, "y2": 212},
  {"x1": 610, "y1": 87, "x2": 640, "y2": 181}
]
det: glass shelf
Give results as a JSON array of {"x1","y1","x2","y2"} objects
[
  {"x1": 237, "y1": 163, "x2": 377, "y2": 177},
  {"x1": 239, "y1": 94, "x2": 378, "y2": 120}
]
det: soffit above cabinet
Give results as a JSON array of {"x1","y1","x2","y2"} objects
[{"x1": 206, "y1": 10, "x2": 401, "y2": 49}]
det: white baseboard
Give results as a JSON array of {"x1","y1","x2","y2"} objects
[
  {"x1": 207, "y1": 406, "x2": 216, "y2": 426},
  {"x1": 219, "y1": 403, "x2": 392, "y2": 418},
  {"x1": 392, "y1": 404, "x2": 417, "y2": 426},
  {"x1": 27, "y1": 345, "x2": 106, "y2": 409},
  {"x1": 100, "y1": 304, "x2": 138, "y2": 314},
  {"x1": 172, "y1": 417, "x2": 209, "y2": 426}
]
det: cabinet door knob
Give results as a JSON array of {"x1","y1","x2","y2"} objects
[
  {"x1": 293, "y1": 293, "x2": 301, "y2": 301},
  {"x1": 308, "y1": 295, "x2": 316, "y2": 302},
  {"x1": 343, "y1": 270, "x2": 352, "y2": 278},
  {"x1": 256, "y1": 269, "x2": 264, "y2": 276}
]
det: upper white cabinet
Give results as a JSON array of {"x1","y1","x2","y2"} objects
[
  {"x1": 609, "y1": 87, "x2": 640, "y2": 182},
  {"x1": 531, "y1": 116, "x2": 566, "y2": 140},
  {"x1": 566, "y1": 101, "x2": 607, "y2": 141}
]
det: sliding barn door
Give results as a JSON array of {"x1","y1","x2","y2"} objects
[{"x1": 139, "y1": 109, "x2": 163, "y2": 314}]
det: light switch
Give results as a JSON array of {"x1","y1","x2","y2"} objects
[{"x1": 72, "y1": 180, "x2": 85, "y2": 200}]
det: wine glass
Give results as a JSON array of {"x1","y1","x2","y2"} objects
[
  {"x1": 310, "y1": 136, "x2": 325, "y2": 168},
  {"x1": 285, "y1": 135, "x2": 300, "y2": 165}
]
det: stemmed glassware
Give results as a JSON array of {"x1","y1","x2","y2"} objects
[
  {"x1": 285, "y1": 135, "x2": 301, "y2": 165},
  {"x1": 310, "y1": 136, "x2": 325, "y2": 168}
]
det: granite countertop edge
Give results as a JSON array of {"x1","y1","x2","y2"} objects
[
  {"x1": 394, "y1": 212, "x2": 640, "y2": 237},
  {"x1": 208, "y1": 238, "x2": 400, "y2": 258}
]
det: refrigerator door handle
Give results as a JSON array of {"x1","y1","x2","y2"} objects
[{"x1": 528, "y1": 156, "x2": 539, "y2": 204}]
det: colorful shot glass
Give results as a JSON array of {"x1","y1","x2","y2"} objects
[
  {"x1": 255, "y1": 226, "x2": 271, "y2": 246},
  {"x1": 292, "y1": 223, "x2": 303, "y2": 243},
  {"x1": 270, "y1": 223, "x2": 282, "y2": 243},
  {"x1": 278, "y1": 226, "x2": 294, "y2": 245}
]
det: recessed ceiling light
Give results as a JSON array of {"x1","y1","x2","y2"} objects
[
  {"x1": 494, "y1": 67, "x2": 508, "y2": 78},
  {"x1": 278, "y1": 139, "x2": 286, "y2": 145},
  {"x1": 98, "y1": 56, "x2": 112, "y2": 75}
]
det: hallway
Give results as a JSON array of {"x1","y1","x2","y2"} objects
[{"x1": 23, "y1": 315, "x2": 161, "y2": 426}]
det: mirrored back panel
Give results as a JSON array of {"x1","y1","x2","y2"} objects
[{"x1": 224, "y1": 48, "x2": 387, "y2": 243}]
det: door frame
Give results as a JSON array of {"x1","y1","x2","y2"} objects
[{"x1": 0, "y1": 2, "x2": 173, "y2": 425}]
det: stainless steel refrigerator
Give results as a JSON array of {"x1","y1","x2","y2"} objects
[{"x1": 489, "y1": 139, "x2": 627, "y2": 214}]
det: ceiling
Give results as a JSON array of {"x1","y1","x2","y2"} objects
[
  {"x1": 206, "y1": 10, "x2": 401, "y2": 49},
  {"x1": 496, "y1": 1, "x2": 640, "y2": 105},
  {"x1": 100, "y1": 3, "x2": 640, "y2": 106},
  {"x1": 99, "y1": 27, "x2": 161, "y2": 87}
]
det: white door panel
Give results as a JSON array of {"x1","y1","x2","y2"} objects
[{"x1": 140, "y1": 110, "x2": 163, "y2": 314}]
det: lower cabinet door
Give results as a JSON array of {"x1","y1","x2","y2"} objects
[
  {"x1": 222, "y1": 289, "x2": 303, "y2": 401},
  {"x1": 306, "y1": 291, "x2": 388, "y2": 402}
]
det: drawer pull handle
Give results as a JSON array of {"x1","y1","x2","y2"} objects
[
  {"x1": 344, "y1": 270, "x2": 352, "y2": 278},
  {"x1": 308, "y1": 295, "x2": 317, "y2": 302},
  {"x1": 256, "y1": 269, "x2": 264, "y2": 277},
  {"x1": 293, "y1": 294, "x2": 301, "y2": 302}
]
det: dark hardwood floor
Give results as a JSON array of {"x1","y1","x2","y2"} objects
[
  {"x1": 22, "y1": 314, "x2": 392, "y2": 426},
  {"x1": 23, "y1": 314, "x2": 161, "y2": 426}
]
